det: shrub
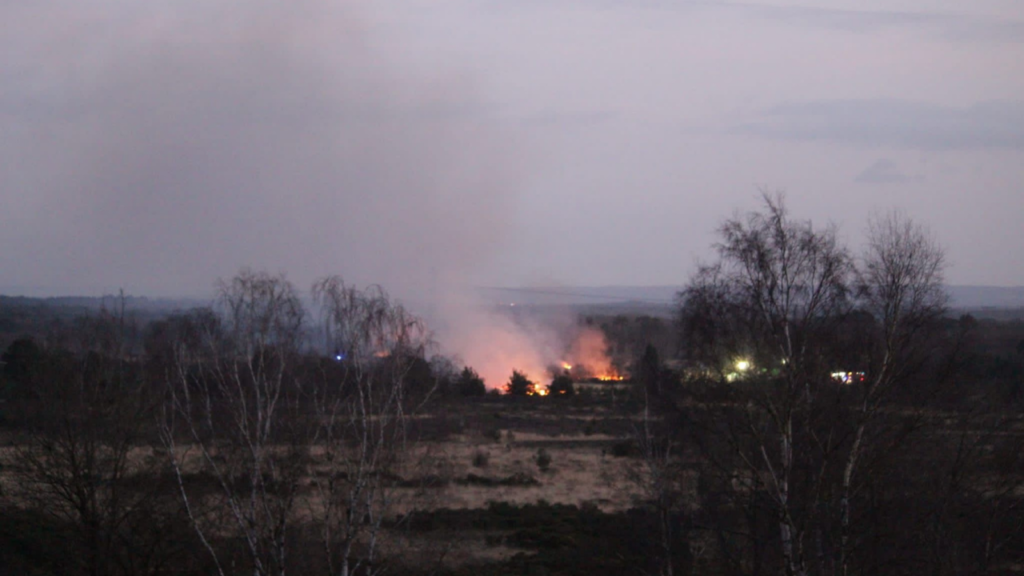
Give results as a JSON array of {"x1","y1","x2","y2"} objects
[
  {"x1": 458, "y1": 472, "x2": 539, "y2": 487},
  {"x1": 505, "y1": 370, "x2": 536, "y2": 396},
  {"x1": 472, "y1": 450, "x2": 490, "y2": 468},
  {"x1": 610, "y1": 441, "x2": 636, "y2": 457},
  {"x1": 536, "y1": 448, "x2": 552, "y2": 472},
  {"x1": 548, "y1": 374, "x2": 575, "y2": 396},
  {"x1": 456, "y1": 367, "x2": 487, "y2": 396}
]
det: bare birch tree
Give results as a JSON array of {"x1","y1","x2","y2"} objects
[
  {"x1": 629, "y1": 385, "x2": 688, "y2": 576},
  {"x1": 161, "y1": 270, "x2": 307, "y2": 576},
  {"x1": 678, "y1": 199, "x2": 953, "y2": 576},
  {"x1": 308, "y1": 276, "x2": 434, "y2": 576},
  {"x1": 680, "y1": 193, "x2": 852, "y2": 576},
  {"x1": 837, "y1": 211, "x2": 947, "y2": 575},
  {"x1": 160, "y1": 271, "x2": 435, "y2": 576}
]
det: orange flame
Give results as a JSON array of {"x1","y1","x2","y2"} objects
[{"x1": 561, "y1": 327, "x2": 628, "y2": 382}]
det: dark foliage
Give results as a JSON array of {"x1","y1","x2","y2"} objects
[
  {"x1": 401, "y1": 502, "x2": 691, "y2": 576},
  {"x1": 505, "y1": 370, "x2": 536, "y2": 396},
  {"x1": 547, "y1": 374, "x2": 574, "y2": 396},
  {"x1": 455, "y1": 367, "x2": 487, "y2": 397}
]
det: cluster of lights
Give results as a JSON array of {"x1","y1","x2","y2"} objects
[
  {"x1": 719, "y1": 359, "x2": 866, "y2": 386},
  {"x1": 831, "y1": 371, "x2": 866, "y2": 384}
]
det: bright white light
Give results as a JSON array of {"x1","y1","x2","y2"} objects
[{"x1": 735, "y1": 359, "x2": 751, "y2": 372}]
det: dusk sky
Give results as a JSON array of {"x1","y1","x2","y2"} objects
[{"x1": 2, "y1": 0, "x2": 1022, "y2": 298}]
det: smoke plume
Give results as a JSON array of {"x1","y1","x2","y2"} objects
[
  {"x1": 0, "y1": 0, "x2": 523, "y2": 297},
  {"x1": 0, "y1": 0, "x2": 603, "y2": 389}
]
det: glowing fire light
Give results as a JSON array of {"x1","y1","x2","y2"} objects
[
  {"x1": 534, "y1": 388, "x2": 549, "y2": 396},
  {"x1": 561, "y1": 362, "x2": 573, "y2": 371}
]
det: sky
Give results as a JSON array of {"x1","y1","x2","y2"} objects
[{"x1": 2, "y1": 0, "x2": 1023, "y2": 299}]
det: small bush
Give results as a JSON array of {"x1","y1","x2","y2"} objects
[
  {"x1": 457, "y1": 472, "x2": 539, "y2": 487},
  {"x1": 396, "y1": 474, "x2": 449, "y2": 488},
  {"x1": 506, "y1": 370, "x2": 536, "y2": 396},
  {"x1": 536, "y1": 448, "x2": 552, "y2": 472},
  {"x1": 610, "y1": 441, "x2": 636, "y2": 457},
  {"x1": 548, "y1": 374, "x2": 575, "y2": 396},
  {"x1": 456, "y1": 367, "x2": 487, "y2": 396},
  {"x1": 472, "y1": 450, "x2": 490, "y2": 468},
  {"x1": 501, "y1": 471, "x2": 540, "y2": 486}
]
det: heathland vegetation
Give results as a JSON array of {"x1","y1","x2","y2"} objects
[{"x1": 1, "y1": 198, "x2": 1022, "y2": 576}]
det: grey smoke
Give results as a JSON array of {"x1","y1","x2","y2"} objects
[
  {"x1": 0, "y1": 0, "x2": 568, "y2": 387},
  {"x1": 0, "y1": 0, "x2": 525, "y2": 298}
]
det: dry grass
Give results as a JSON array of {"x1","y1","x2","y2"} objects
[{"x1": 407, "y1": 431, "x2": 639, "y2": 512}]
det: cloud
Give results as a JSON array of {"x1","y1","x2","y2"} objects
[
  {"x1": 737, "y1": 100, "x2": 1024, "y2": 150},
  {"x1": 854, "y1": 159, "x2": 920, "y2": 185},
  {"x1": 519, "y1": 109, "x2": 619, "y2": 129},
  {"x1": 524, "y1": 1, "x2": 1024, "y2": 43},
  {"x1": 734, "y1": 4, "x2": 1024, "y2": 44}
]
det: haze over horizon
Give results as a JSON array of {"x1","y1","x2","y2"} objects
[{"x1": 2, "y1": 0, "x2": 1023, "y2": 299}]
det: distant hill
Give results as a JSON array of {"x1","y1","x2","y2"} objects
[
  {"x1": 944, "y1": 286, "x2": 1024, "y2": 309},
  {"x1": 478, "y1": 285, "x2": 1024, "y2": 310},
  {"x1": 4, "y1": 285, "x2": 1023, "y2": 316},
  {"x1": 476, "y1": 286, "x2": 680, "y2": 307},
  {"x1": 0, "y1": 294, "x2": 208, "y2": 313}
]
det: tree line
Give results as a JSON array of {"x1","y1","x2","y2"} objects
[
  {"x1": 0, "y1": 196, "x2": 1021, "y2": 576},
  {"x1": 1, "y1": 271, "x2": 450, "y2": 576},
  {"x1": 628, "y1": 194, "x2": 1024, "y2": 576}
]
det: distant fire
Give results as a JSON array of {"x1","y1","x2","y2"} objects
[
  {"x1": 450, "y1": 306, "x2": 627, "y2": 394},
  {"x1": 555, "y1": 327, "x2": 628, "y2": 383}
]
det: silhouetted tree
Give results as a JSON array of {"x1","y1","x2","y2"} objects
[
  {"x1": 636, "y1": 344, "x2": 662, "y2": 396},
  {"x1": 505, "y1": 370, "x2": 536, "y2": 396},
  {"x1": 8, "y1": 302, "x2": 191, "y2": 576},
  {"x1": 548, "y1": 374, "x2": 575, "y2": 396},
  {"x1": 680, "y1": 193, "x2": 852, "y2": 576},
  {"x1": 837, "y1": 210, "x2": 948, "y2": 573},
  {"x1": 161, "y1": 270, "x2": 307, "y2": 576},
  {"x1": 309, "y1": 275, "x2": 435, "y2": 576},
  {"x1": 162, "y1": 270, "x2": 437, "y2": 576},
  {"x1": 676, "y1": 196, "x2": 961, "y2": 576},
  {"x1": 1, "y1": 337, "x2": 43, "y2": 398},
  {"x1": 455, "y1": 367, "x2": 486, "y2": 396}
]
